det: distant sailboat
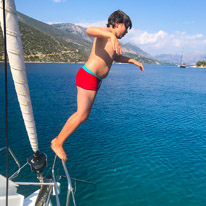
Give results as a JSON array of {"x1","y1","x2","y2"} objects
[{"x1": 178, "y1": 53, "x2": 187, "y2": 68}]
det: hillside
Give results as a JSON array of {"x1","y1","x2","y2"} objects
[
  {"x1": 155, "y1": 54, "x2": 181, "y2": 64},
  {"x1": 21, "y1": 21, "x2": 88, "y2": 62},
  {"x1": 0, "y1": 20, "x2": 87, "y2": 62},
  {"x1": 52, "y1": 23, "x2": 159, "y2": 64},
  {"x1": 18, "y1": 12, "x2": 92, "y2": 57},
  {"x1": 155, "y1": 53, "x2": 206, "y2": 65},
  {"x1": 0, "y1": 11, "x2": 159, "y2": 64}
]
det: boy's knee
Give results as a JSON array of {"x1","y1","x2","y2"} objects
[{"x1": 78, "y1": 112, "x2": 89, "y2": 123}]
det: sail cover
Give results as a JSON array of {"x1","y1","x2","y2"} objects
[{"x1": 0, "y1": 0, "x2": 39, "y2": 152}]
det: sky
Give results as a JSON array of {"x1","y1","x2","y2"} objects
[{"x1": 15, "y1": 0, "x2": 206, "y2": 56}]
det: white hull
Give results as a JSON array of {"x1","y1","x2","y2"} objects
[
  {"x1": 0, "y1": 175, "x2": 53, "y2": 206},
  {"x1": 24, "y1": 189, "x2": 52, "y2": 206}
]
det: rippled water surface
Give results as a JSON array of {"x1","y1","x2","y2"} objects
[{"x1": 1, "y1": 63, "x2": 206, "y2": 206}]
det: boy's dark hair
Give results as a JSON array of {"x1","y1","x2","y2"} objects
[{"x1": 107, "y1": 10, "x2": 132, "y2": 30}]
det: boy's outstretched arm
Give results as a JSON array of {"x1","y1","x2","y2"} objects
[
  {"x1": 87, "y1": 27, "x2": 113, "y2": 38},
  {"x1": 114, "y1": 55, "x2": 144, "y2": 72}
]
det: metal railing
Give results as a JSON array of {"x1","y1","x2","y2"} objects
[
  {"x1": 62, "y1": 160, "x2": 76, "y2": 206},
  {"x1": 0, "y1": 146, "x2": 22, "y2": 180},
  {"x1": 0, "y1": 147, "x2": 76, "y2": 206},
  {"x1": 52, "y1": 155, "x2": 76, "y2": 206}
]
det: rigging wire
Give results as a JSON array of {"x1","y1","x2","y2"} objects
[{"x1": 2, "y1": 0, "x2": 9, "y2": 205}]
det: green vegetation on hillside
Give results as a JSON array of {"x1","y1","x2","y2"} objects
[
  {"x1": 0, "y1": 21, "x2": 87, "y2": 62},
  {"x1": 196, "y1": 61, "x2": 206, "y2": 67},
  {"x1": 20, "y1": 21, "x2": 88, "y2": 62},
  {"x1": 18, "y1": 12, "x2": 92, "y2": 59}
]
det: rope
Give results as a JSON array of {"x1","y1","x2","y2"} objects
[{"x1": 2, "y1": 0, "x2": 9, "y2": 205}]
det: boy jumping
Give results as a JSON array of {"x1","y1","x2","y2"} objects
[{"x1": 51, "y1": 10, "x2": 144, "y2": 161}]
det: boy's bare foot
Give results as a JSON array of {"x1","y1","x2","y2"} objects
[{"x1": 51, "y1": 137, "x2": 67, "y2": 162}]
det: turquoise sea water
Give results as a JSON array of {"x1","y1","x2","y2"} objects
[{"x1": 1, "y1": 63, "x2": 206, "y2": 206}]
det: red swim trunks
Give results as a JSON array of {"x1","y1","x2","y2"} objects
[{"x1": 76, "y1": 66, "x2": 102, "y2": 91}]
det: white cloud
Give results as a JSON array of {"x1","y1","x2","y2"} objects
[
  {"x1": 135, "y1": 30, "x2": 168, "y2": 45},
  {"x1": 187, "y1": 34, "x2": 203, "y2": 40},
  {"x1": 173, "y1": 39, "x2": 181, "y2": 47},
  {"x1": 123, "y1": 28, "x2": 206, "y2": 55},
  {"x1": 74, "y1": 20, "x2": 206, "y2": 55}
]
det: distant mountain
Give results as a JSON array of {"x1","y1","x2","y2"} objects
[
  {"x1": 18, "y1": 21, "x2": 87, "y2": 62},
  {"x1": 183, "y1": 54, "x2": 206, "y2": 65},
  {"x1": 52, "y1": 23, "x2": 159, "y2": 64},
  {"x1": 123, "y1": 43, "x2": 155, "y2": 59},
  {"x1": 17, "y1": 12, "x2": 91, "y2": 58},
  {"x1": 155, "y1": 53, "x2": 206, "y2": 65},
  {"x1": 0, "y1": 12, "x2": 87, "y2": 62},
  {"x1": 0, "y1": 11, "x2": 159, "y2": 63},
  {"x1": 52, "y1": 23, "x2": 93, "y2": 44},
  {"x1": 122, "y1": 43, "x2": 160, "y2": 64},
  {"x1": 50, "y1": 23, "x2": 92, "y2": 57},
  {"x1": 155, "y1": 54, "x2": 181, "y2": 64},
  {"x1": 52, "y1": 23, "x2": 155, "y2": 59}
]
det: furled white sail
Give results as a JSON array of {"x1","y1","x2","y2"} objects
[{"x1": 0, "y1": 0, "x2": 39, "y2": 152}]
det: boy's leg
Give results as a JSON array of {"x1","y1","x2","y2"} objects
[{"x1": 51, "y1": 87, "x2": 97, "y2": 161}]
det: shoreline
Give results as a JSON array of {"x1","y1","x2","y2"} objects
[
  {"x1": 191, "y1": 65, "x2": 206, "y2": 68},
  {"x1": 1, "y1": 61, "x2": 206, "y2": 67}
]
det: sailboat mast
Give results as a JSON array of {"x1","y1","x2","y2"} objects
[{"x1": 0, "y1": 0, "x2": 39, "y2": 153}]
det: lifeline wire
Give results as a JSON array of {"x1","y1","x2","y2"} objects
[{"x1": 2, "y1": 0, "x2": 9, "y2": 205}]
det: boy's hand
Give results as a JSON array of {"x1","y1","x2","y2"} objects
[
  {"x1": 136, "y1": 62, "x2": 144, "y2": 72},
  {"x1": 110, "y1": 34, "x2": 122, "y2": 55},
  {"x1": 130, "y1": 59, "x2": 144, "y2": 72}
]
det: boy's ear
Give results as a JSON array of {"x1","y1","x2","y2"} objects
[{"x1": 114, "y1": 23, "x2": 119, "y2": 28}]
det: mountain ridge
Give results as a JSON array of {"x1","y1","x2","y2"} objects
[
  {"x1": 51, "y1": 22, "x2": 159, "y2": 64},
  {"x1": 155, "y1": 53, "x2": 206, "y2": 65},
  {"x1": 0, "y1": 11, "x2": 159, "y2": 64}
]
